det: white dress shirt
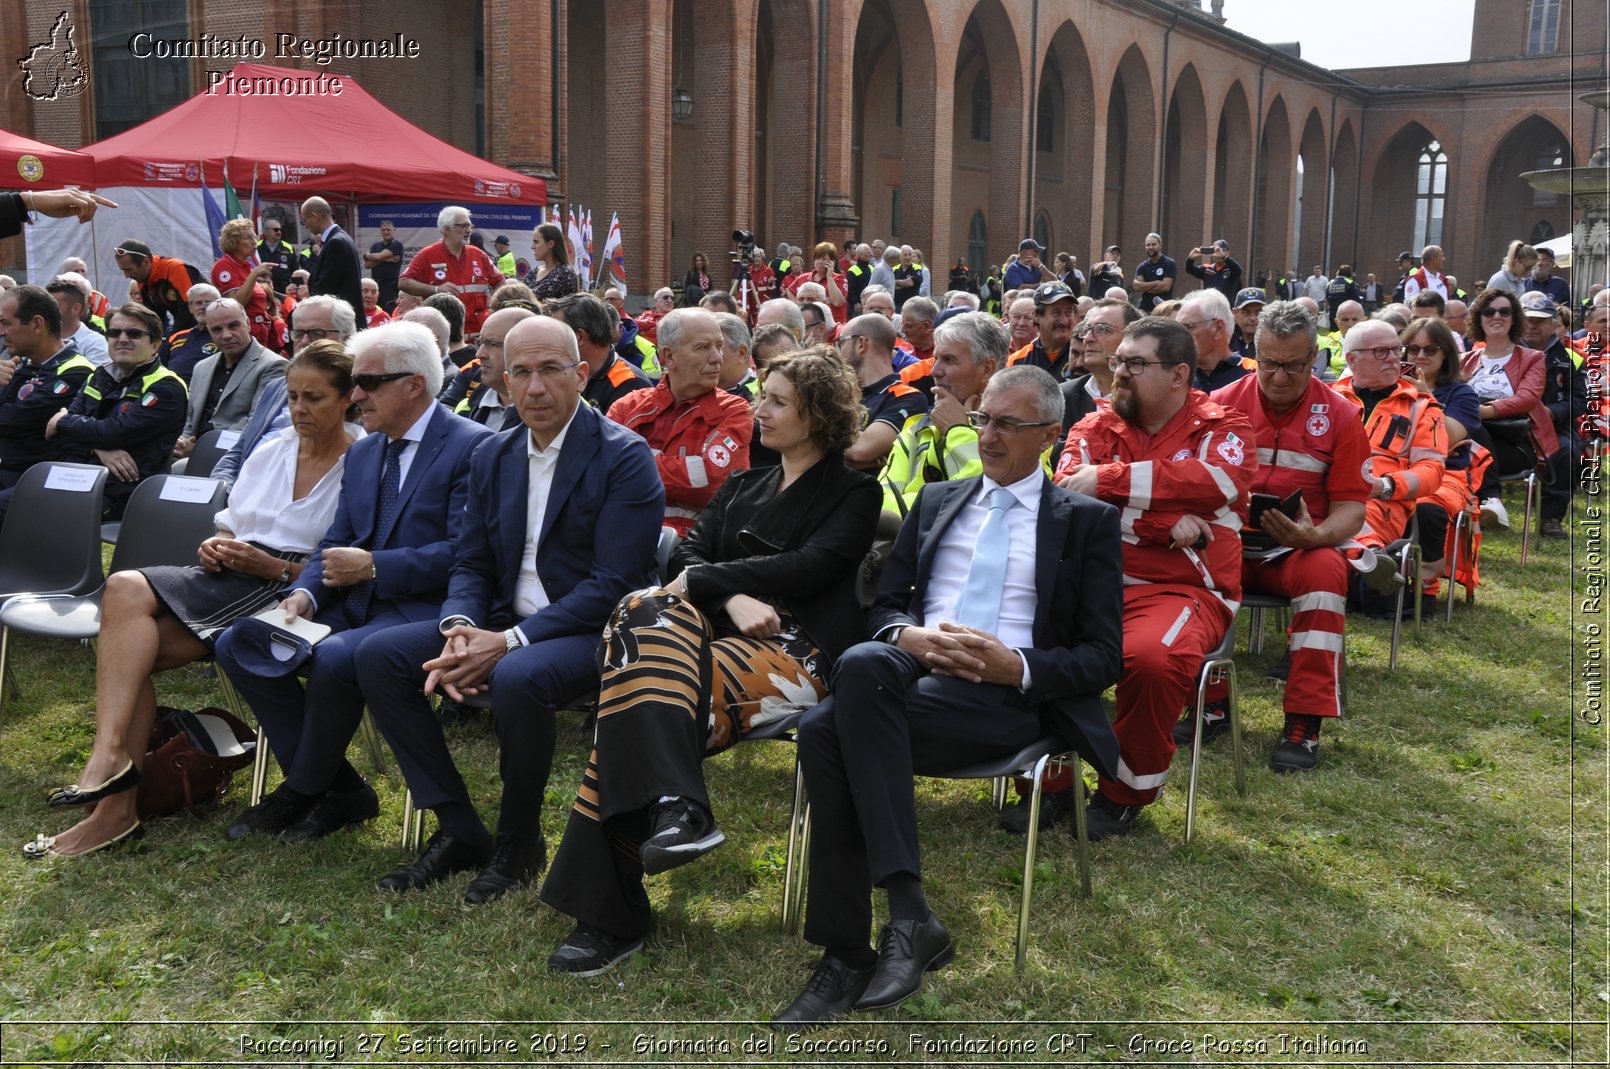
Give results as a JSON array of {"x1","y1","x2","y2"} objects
[
  {"x1": 390, "y1": 401, "x2": 438, "y2": 487},
  {"x1": 69, "y1": 324, "x2": 109, "y2": 366},
  {"x1": 923, "y1": 469, "x2": 1042, "y2": 650},
  {"x1": 512, "y1": 406, "x2": 580, "y2": 624},
  {"x1": 214, "y1": 424, "x2": 365, "y2": 553}
]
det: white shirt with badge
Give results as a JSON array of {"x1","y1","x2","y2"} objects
[{"x1": 1470, "y1": 353, "x2": 1515, "y2": 402}]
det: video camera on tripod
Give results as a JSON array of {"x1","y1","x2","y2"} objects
[{"x1": 729, "y1": 229, "x2": 757, "y2": 282}]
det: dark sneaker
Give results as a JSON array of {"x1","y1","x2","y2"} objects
[
  {"x1": 1171, "y1": 699, "x2": 1231, "y2": 747},
  {"x1": 1270, "y1": 714, "x2": 1322, "y2": 773},
  {"x1": 1540, "y1": 518, "x2": 1566, "y2": 540},
  {"x1": 1361, "y1": 550, "x2": 1405, "y2": 595},
  {"x1": 225, "y1": 784, "x2": 314, "y2": 841},
  {"x1": 997, "y1": 788, "x2": 1076, "y2": 835},
  {"x1": 639, "y1": 799, "x2": 725, "y2": 876},
  {"x1": 1083, "y1": 791, "x2": 1139, "y2": 841},
  {"x1": 547, "y1": 925, "x2": 644, "y2": 977}
]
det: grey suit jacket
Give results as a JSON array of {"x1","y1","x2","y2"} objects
[{"x1": 182, "y1": 340, "x2": 287, "y2": 438}]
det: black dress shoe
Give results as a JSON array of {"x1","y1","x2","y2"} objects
[
  {"x1": 377, "y1": 830, "x2": 491, "y2": 892},
  {"x1": 225, "y1": 785, "x2": 315, "y2": 841},
  {"x1": 464, "y1": 834, "x2": 545, "y2": 904},
  {"x1": 772, "y1": 954, "x2": 875, "y2": 1029},
  {"x1": 278, "y1": 783, "x2": 380, "y2": 843},
  {"x1": 47, "y1": 760, "x2": 140, "y2": 808},
  {"x1": 855, "y1": 912, "x2": 954, "y2": 1011}
]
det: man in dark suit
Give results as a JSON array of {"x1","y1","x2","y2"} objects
[
  {"x1": 300, "y1": 197, "x2": 364, "y2": 328},
  {"x1": 773, "y1": 365, "x2": 1124, "y2": 1027},
  {"x1": 173, "y1": 298, "x2": 287, "y2": 458},
  {"x1": 215, "y1": 320, "x2": 490, "y2": 842},
  {"x1": 357, "y1": 316, "x2": 664, "y2": 901}
]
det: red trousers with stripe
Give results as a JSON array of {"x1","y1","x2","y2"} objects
[
  {"x1": 1100, "y1": 584, "x2": 1232, "y2": 807},
  {"x1": 1209, "y1": 549, "x2": 1348, "y2": 720}
]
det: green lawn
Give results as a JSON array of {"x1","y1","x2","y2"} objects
[{"x1": 0, "y1": 522, "x2": 1602, "y2": 1066}]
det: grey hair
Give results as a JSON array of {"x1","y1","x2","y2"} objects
[
  {"x1": 1371, "y1": 308, "x2": 1410, "y2": 330},
  {"x1": 860, "y1": 284, "x2": 890, "y2": 298},
  {"x1": 657, "y1": 306, "x2": 716, "y2": 352},
  {"x1": 1255, "y1": 300, "x2": 1317, "y2": 347},
  {"x1": 293, "y1": 294, "x2": 358, "y2": 340},
  {"x1": 187, "y1": 283, "x2": 221, "y2": 303},
  {"x1": 1180, "y1": 288, "x2": 1233, "y2": 329},
  {"x1": 935, "y1": 310, "x2": 1010, "y2": 366},
  {"x1": 987, "y1": 364, "x2": 1064, "y2": 425},
  {"x1": 756, "y1": 298, "x2": 805, "y2": 338},
  {"x1": 882, "y1": 247, "x2": 901, "y2": 265},
  {"x1": 901, "y1": 296, "x2": 938, "y2": 324},
  {"x1": 437, "y1": 205, "x2": 470, "y2": 231},
  {"x1": 945, "y1": 291, "x2": 981, "y2": 310},
  {"x1": 351, "y1": 320, "x2": 445, "y2": 396},
  {"x1": 401, "y1": 307, "x2": 451, "y2": 355},
  {"x1": 715, "y1": 312, "x2": 751, "y2": 354}
]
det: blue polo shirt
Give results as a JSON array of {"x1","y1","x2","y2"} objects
[{"x1": 1134, "y1": 255, "x2": 1177, "y2": 312}]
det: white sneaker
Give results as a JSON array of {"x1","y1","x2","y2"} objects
[{"x1": 1479, "y1": 497, "x2": 1510, "y2": 531}]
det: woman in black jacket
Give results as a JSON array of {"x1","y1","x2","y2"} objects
[
  {"x1": 681, "y1": 253, "x2": 712, "y2": 306},
  {"x1": 541, "y1": 349, "x2": 879, "y2": 976}
]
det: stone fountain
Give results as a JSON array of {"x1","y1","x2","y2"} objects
[{"x1": 1522, "y1": 90, "x2": 1610, "y2": 308}]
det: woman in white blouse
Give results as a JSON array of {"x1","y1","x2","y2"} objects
[{"x1": 27, "y1": 341, "x2": 361, "y2": 858}]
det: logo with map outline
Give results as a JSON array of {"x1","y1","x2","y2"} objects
[{"x1": 18, "y1": 12, "x2": 88, "y2": 102}]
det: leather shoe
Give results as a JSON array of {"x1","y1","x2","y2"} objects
[
  {"x1": 47, "y1": 760, "x2": 140, "y2": 808},
  {"x1": 278, "y1": 783, "x2": 380, "y2": 843},
  {"x1": 225, "y1": 784, "x2": 315, "y2": 841},
  {"x1": 855, "y1": 912, "x2": 954, "y2": 1010},
  {"x1": 464, "y1": 834, "x2": 545, "y2": 904},
  {"x1": 772, "y1": 954, "x2": 875, "y2": 1028},
  {"x1": 377, "y1": 830, "x2": 491, "y2": 892}
]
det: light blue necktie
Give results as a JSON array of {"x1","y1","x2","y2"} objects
[{"x1": 953, "y1": 487, "x2": 1016, "y2": 634}]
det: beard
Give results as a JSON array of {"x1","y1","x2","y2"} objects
[{"x1": 1112, "y1": 385, "x2": 1139, "y2": 423}]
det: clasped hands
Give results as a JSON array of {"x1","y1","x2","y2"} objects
[
  {"x1": 898, "y1": 622, "x2": 1022, "y2": 686},
  {"x1": 424, "y1": 626, "x2": 507, "y2": 701}
]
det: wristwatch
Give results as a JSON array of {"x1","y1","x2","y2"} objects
[
  {"x1": 886, "y1": 626, "x2": 906, "y2": 646},
  {"x1": 277, "y1": 565, "x2": 293, "y2": 584},
  {"x1": 503, "y1": 628, "x2": 522, "y2": 652},
  {"x1": 1377, "y1": 474, "x2": 1396, "y2": 501}
]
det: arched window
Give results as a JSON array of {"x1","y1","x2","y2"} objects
[
  {"x1": 1037, "y1": 83, "x2": 1056, "y2": 154},
  {"x1": 970, "y1": 69, "x2": 991, "y2": 142},
  {"x1": 1526, "y1": 0, "x2": 1561, "y2": 54},
  {"x1": 968, "y1": 210, "x2": 988, "y2": 271},
  {"x1": 1530, "y1": 220, "x2": 1556, "y2": 245},
  {"x1": 1033, "y1": 210, "x2": 1052, "y2": 255},
  {"x1": 1414, "y1": 140, "x2": 1447, "y2": 249}
]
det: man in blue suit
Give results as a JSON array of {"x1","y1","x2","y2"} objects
[
  {"x1": 773, "y1": 366, "x2": 1124, "y2": 1027},
  {"x1": 216, "y1": 321, "x2": 490, "y2": 842},
  {"x1": 357, "y1": 316, "x2": 664, "y2": 901}
]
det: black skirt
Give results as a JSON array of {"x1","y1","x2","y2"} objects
[{"x1": 140, "y1": 543, "x2": 307, "y2": 647}]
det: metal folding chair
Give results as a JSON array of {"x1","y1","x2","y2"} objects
[{"x1": 1183, "y1": 626, "x2": 1242, "y2": 843}]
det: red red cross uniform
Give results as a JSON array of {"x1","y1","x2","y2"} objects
[
  {"x1": 1212, "y1": 375, "x2": 1372, "y2": 720},
  {"x1": 1056, "y1": 391, "x2": 1256, "y2": 806},
  {"x1": 400, "y1": 240, "x2": 505, "y2": 336},
  {"x1": 606, "y1": 380, "x2": 754, "y2": 535}
]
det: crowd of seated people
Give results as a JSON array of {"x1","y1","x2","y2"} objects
[{"x1": 3, "y1": 207, "x2": 1601, "y2": 1028}]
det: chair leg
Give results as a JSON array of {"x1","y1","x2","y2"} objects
[
  {"x1": 250, "y1": 728, "x2": 270, "y2": 805},
  {"x1": 1410, "y1": 544, "x2": 1423, "y2": 637},
  {"x1": 1445, "y1": 512, "x2": 1463, "y2": 624},
  {"x1": 358, "y1": 708, "x2": 388, "y2": 775},
  {"x1": 400, "y1": 789, "x2": 423, "y2": 851},
  {"x1": 1520, "y1": 471, "x2": 1537, "y2": 566},
  {"x1": 1247, "y1": 607, "x2": 1265, "y2": 655},
  {"x1": 1185, "y1": 669, "x2": 1207, "y2": 844},
  {"x1": 781, "y1": 754, "x2": 807, "y2": 935},
  {"x1": 0, "y1": 624, "x2": 11, "y2": 715},
  {"x1": 1016, "y1": 752, "x2": 1051, "y2": 976},
  {"x1": 1227, "y1": 662, "x2": 1245, "y2": 798},
  {"x1": 1068, "y1": 754, "x2": 1090, "y2": 897}
]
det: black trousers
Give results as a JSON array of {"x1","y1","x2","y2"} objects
[{"x1": 796, "y1": 641, "x2": 1042, "y2": 950}]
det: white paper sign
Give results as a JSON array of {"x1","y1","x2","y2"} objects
[
  {"x1": 159, "y1": 477, "x2": 220, "y2": 503},
  {"x1": 215, "y1": 431, "x2": 242, "y2": 449},
  {"x1": 43, "y1": 467, "x2": 98, "y2": 492}
]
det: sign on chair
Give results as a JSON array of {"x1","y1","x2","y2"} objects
[{"x1": 43, "y1": 467, "x2": 98, "y2": 492}]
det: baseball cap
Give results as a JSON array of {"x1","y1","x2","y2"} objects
[
  {"x1": 931, "y1": 307, "x2": 969, "y2": 331},
  {"x1": 1397, "y1": 251, "x2": 1414, "y2": 262},
  {"x1": 1212, "y1": 239, "x2": 1230, "y2": 251},
  {"x1": 1018, "y1": 238, "x2": 1045, "y2": 253},
  {"x1": 224, "y1": 616, "x2": 316, "y2": 678},
  {"x1": 1033, "y1": 280, "x2": 1076, "y2": 307},
  {"x1": 1520, "y1": 291, "x2": 1558, "y2": 318},
  {"x1": 494, "y1": 235, "x2": 510, "y2": 245},
  {"x1": 1234, "y1": 287, "x2": 1267, "y2": 309}
]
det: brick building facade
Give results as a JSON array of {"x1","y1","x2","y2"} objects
[{"x1": 4, "y1": 0, "x2": 1603, "y2": 297}]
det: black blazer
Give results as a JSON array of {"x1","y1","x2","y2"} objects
[
  {"x1": 675, "y1": 456, "x2": 880, "y2": 666},
  {"x1": 869, "y1": 476, "x2": 1123, "y2": 779},
  {"x1": 308, "y1": 225, "x2": 365, "y2": 323}
]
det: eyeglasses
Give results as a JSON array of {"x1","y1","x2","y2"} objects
[
  {"x1": 1480, "y1": 307, "x2": 1514, "y2": 318},
  {"x1": 1350, "y1": 345, "x2": 1402, "y2": 362},
  {"x1": 835, "y1": 334, "x2": 864, "y2": 345},
  {"x1": 1402, "y1": 344, "x2": 1445, "y2": 358},
  {"x1": 1175, "y1": 319, "x2": 1211, "y2": 332},
  {"x1": 291, "y1": 327, "x2": 340, "y2": 342},
  {"x1": 1085, "y1": 322, "x2": 1120, "y2": 337},
  {"x1": 450, "y1": 222, "x2": 474, "y2": 231},
  {"x1": 476, "y1": 337, "x2": 504, "y2": 351},
  {"x1": 966, "y1": 411, "x2": 1056, "y2": 436},
  {"x1": 1255, "y1": 358, "x2": 1311, "y2": 376},
  {"x1": 106, "y1": 327, "x2": 151, "y2": 340},
  {"x1": 1108, "y1": 356, "x2": 1178, "y2": 375},
  {"x1": 352, "y1": 371, "x2": 415, "y2": 391},
  {"x1": 508, "y1": 360, "x2": 581, "y2": 382}
]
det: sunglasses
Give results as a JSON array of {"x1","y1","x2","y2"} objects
[
  {"x1": 1402, "y1": 344, "x2": 1445, "y2": 357},
  {"x1": 352, "y1": 371, "x2": 414, "y2": 391},
  {"x1": 106, "y1": 327, "x2": 151, "y2": 340},
  {"x1": 1480, "y1": 307, "x2": 1514, "y2": 318}
]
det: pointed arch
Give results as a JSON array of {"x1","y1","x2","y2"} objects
[
  {"x1": 1479, "y1": 114, "x2": 1575, "y2": 272},
  {"x1": 1295, "y1": 108, "x2": 1329, "y2": 272},
  {"x1": 1162, "y1": 64, "x2": 1208, "y2": 255},
  {"x1": 1328, "y1": 119, "x2": 1359, "y2": 270},
  {"x1": 1212, "y1": 81, "x2": 1253, "y2": 260},
  {"x1": 1103, "y1": 45, "x2": 1157, "y2": 251},
  {"x1": 1040, "y1": 20, "x2": 1096, "y2": 262},
  {"x1": 1254, "y1": 95, "x2": 1293, "y2": 280},
  {"x1": 950, "y1": 0, "x2": 1024, "y2": 267}
]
